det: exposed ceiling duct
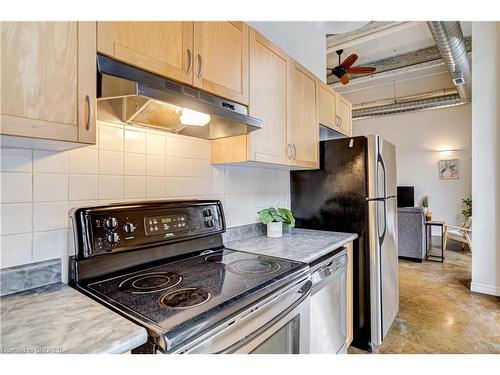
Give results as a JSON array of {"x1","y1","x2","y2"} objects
[
  {"x1": 353, "y1": 93, "x2": 466, "y2": 120},
  {"x1": 427, "y1": 21, "x2": 471, "y2": 100}
]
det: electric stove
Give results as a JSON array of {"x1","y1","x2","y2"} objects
[{"x1": 70, "y1": 200, "x2": 310, "y2": 353}]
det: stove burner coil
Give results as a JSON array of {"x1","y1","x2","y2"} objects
[
  {"x1": 230, "y1": 259, "x2": 282, "y2": 275},
  {"x1": 118, "y1": 272, "x2": 182, "y2": 294},
  {"x1": 159, "y1": 288, "x2": 211, "y2": 309}
]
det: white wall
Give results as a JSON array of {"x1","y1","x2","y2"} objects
[
  {"x1": 0, "y1": 121, "x2": 290, "y2": 275},
  {"x1": 352, "y1": 104, "x2": 472, "y2": 229},
  {"x1": 471, "y1": 22, "x2": 500, "y2": 297},
  {"x1": 247, "y1": 21, "x2": 326, "y2": 81}
]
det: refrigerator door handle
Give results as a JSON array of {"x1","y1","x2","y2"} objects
[
  {"x1": 379, "y1": 199, "x2": 387, "y2": 245},
  {"x1": 378, "y1": 153, "x2": 387, "y2": 199}
]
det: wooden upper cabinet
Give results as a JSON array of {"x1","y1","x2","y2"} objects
[
  {"x1": 318, "y1": 82, "x2": 337, "y2": 129},
  {"x1": 318, "y1": 80, "x2": 352, "y2": 137},
  {"x1": 247, "y1": 29, "x2": 289, "y2": 165},
  {"x1": 193, "y1": 22, "x2": 249, "y2": 105},
  {"x1": 337, "y1": 94, "x2": 352, "y2": 136},
  {"x1": 1, "y1": 22, "x2": 96, "y2": 144},
  {"x1": 290, "y1": 62, "x2": 319, "y2": 168},
  {"x1": 97, "y1": 21, "x2": 249, "y2": 105},
  {"x1": 97, "y1": 21, "x2": 194, "y2": 85}
]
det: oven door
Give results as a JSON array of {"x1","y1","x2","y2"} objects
[{"x1": 168, "y1": 277, "x2": 311, "y2": 354}]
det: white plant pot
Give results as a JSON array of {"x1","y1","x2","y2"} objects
[{"x1": 267, "y1": 222, "x2": 283, "y2": 238}]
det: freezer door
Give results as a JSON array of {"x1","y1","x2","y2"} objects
[
  {"x1": 367, "y1": 135, "x2": 397, "y2": 199},
  {"x1": 367, "y1": 197, "x2": 399, "y2": 346},
  {"x1": 380, "y1": 139, "x2": 397, "y2": 198}
]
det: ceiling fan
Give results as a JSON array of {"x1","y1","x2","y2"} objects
[{"x1": 327, "y1": 49, "x2": 376, "y2": 85}]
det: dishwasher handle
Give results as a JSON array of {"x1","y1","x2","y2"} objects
[{"x1": 311, "y1": 253, "x2": 347, "y2": 294}]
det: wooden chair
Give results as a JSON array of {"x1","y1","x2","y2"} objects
[{"x1": 443, "y1": 217, "x2": 472, "y2": 251}]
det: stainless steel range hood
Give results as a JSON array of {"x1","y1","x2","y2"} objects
[{"x1": 97, "y1": 55, "x2": 262, "y2": 139}]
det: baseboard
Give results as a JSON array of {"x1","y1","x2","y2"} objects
[{"x1": 470, "y1": 282, "x2": 500, "y2": 296}]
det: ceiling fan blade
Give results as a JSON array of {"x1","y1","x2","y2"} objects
[
  {"x1": 340, "y1": 74, "x2": 349, "y2": 85},
  {"x1": 347, "y1": 66, "x2": 376, "y2": 74},
  {"x1": 340, "y1": 54, "x2": 358, "y2": 69}
]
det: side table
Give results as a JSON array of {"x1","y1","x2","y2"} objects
[{"x1": 425, "y1": 220, "x2": 445, "y2": 262}]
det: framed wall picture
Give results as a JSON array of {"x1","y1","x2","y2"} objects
[{"x1": 439, "y1": 159, "x2": 459, "y2": 180}]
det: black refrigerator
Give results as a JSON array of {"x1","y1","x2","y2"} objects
[{"x1": 291, "y1": 135, "x2": 399, "y2": 351}]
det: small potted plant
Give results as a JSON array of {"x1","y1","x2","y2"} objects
[
  {"x1": 258, "y1": 207, "x2": 295, "y2": 238},
  {"x1": 421, "y1": 195, "x2": 432, "y2": 221},
  {"x1": 461, "y1": 197, "x2": 472, "y2": 219}
]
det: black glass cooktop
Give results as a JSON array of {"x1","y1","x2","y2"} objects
[{"x1": 86, "y1": 248, "x2": 306, "y2": 335}]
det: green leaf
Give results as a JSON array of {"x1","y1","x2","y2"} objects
[
  {"x1": 269, "y1": 207, "x2": 284, "y2": 222},
  {"x1": 278, "y1": 208, "x2": 295, "y2": 228},
  {"x1": 258, "y1": 209, "x2": 274, "y2": 224}
]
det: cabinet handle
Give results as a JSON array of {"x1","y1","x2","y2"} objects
[
  {"x1": 339, "y1": 116, "x2": 343, "y2": 128},
  {"x1": 197, "y1": 54, "x2": 204, "y2": 79},
  {"x1": 286, "y1": 144, "x2": 291, "y2": 159},
  {"x1": 85, "y1": 95, "x2": 92, "y2": 131},
  {"x1": 292, "y1": 144, "x2": 297, "y2": 160},
  {"x1": 187, "y1": 49, "x2": 193, "y2": 74}
]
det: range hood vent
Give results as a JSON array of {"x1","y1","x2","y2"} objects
[{"x1": 97, "y1": 55, "x2": 262, "y2": 139}]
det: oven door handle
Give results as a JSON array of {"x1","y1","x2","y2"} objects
[
  {"x1": 217, "y1": 279, "x2": 312, "y2": 354},
  {"x1": 174, "y1": 277, "x2": 312, "y2": 354}
]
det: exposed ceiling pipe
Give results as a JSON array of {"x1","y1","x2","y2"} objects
[
  {"x1": 353, "y1": 94, "x2": 466, "y2": 120},
  {"x1": 427, "y1": 21, "x2": 471, "y2": 100}
]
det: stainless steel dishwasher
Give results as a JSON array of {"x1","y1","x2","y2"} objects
[{"x1": 309, "y1": 248, "x2": 348, "y2": 354}]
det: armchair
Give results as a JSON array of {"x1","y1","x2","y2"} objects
[{"x1": 443, "y1": 217, "x2": 472, "y2": 251}]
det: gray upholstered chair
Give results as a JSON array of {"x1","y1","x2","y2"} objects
[{"x1": 397, "y1": 207, "x2": 426, "y2": 261}]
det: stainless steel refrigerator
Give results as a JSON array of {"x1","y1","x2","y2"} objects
[{"x1": 290, "y1": 135, "x2": 399, "y2": 351}]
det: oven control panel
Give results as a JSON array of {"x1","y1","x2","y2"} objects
[{"x1": 73, "y1": 201, "x2": 225, "y2": 258}]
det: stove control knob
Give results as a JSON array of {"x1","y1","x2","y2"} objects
[
  {"x1": 107, "y1": 232, "x2": 120, "y2": 244},
  {"x1": 105, "y1": 217, "x2": 118, "y2": 229},
  {"x1": 123, "y1": 222, "x2": 136, "y2": 234}
]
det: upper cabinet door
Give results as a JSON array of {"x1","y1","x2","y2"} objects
[
  {"x1": 337, "y1": 94, "x2": 352, "y2": 136},
  {"x1": 1, "y1": 22, "x2": 96, "y2": 143},
  {"x1": 248, "y1": 29, "x2": 290, "y2": 165},
  {"x1": 97, "y1": 21, "x2": 194, "y2": 85},
  {"x1": 193, "y1": 22, "x2": 249, "y2": 105},
  {"x1": 290, "y1": 62, "x2": 319, "y2": 168},
  {"x1": 318, "y1": 82, "x2": 337, "y2": 130}
]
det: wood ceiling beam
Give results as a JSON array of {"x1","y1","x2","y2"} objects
[{"x1": 326, "y1": 21, "x2": 416, "y2": 53}]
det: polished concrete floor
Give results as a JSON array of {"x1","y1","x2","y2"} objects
[{"x1": 350, "y1": 240, "x2": 500, "y2": 354}]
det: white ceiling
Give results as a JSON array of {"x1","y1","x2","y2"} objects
[
  {"x1": 327, "y1": 22, "x2": 471, "y2": 67},
  {"x1": 327, "y1": 21, "x2": 472, "y2": 101}
]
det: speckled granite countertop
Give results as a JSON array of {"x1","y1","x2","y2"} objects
[
  {"x1": 226, "y1": 228, "x2": 358, "y2": 264},
  {"x1": 0, "y1": 283, "x2": 147, "y2": 354}
]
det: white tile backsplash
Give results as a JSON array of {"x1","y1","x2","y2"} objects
[
  {"x1": 33, "y1": 173, "x2": 68, "y2": 202},
  {"x1": 0, "y1": 120, "x2": 290, "y2": 269},
  {"x1": 68, "y1": 147, "x2": 98, "y2": 174},
  {"x1": 1, "y1": 149, "x2": 32, "y2": 172},
  {"x1": 33, "y1": 150, "x2": 68, "y2": 173},
  {"x1": 0, "y1": 233, "x2": 32, "y2": 267},
  {"x1": 0, "y1": 203, "x2": 32, "y2": 235},
  {"x1": 146, "y1": 154, "x2": 165, "y2": 176},
  {"x1": 99, "y1": 150, "x2": 124, "y2": 175},
  {"x1": 1, "y1": 172, "x2": 32, "y2": 203},
  {"x1": 124, "y1": 153, "x2": 146, "y2": 176},
  {"x1": 124, "y1": 176, "x2": 146, "y2": 199},
  {"x1": 146, "y1": 131, "x2": 166, "y2": 156},
  {"x1": 33, "y1": 229, "x2": 68, "y2": 262},
  {"x1": 125, "y1": 127, "x2": 146, "y2": 154},
  {"x1": 69, "y1": 175, "x2": 98, "y2": 201},
  {"x1": 99, "y1": 123, "x2": 124, "y2": 151},
  {"x1": 33, "y1": 201, "x2": 68, "y2": 232},
  {"x1": 99, "y1": 175, "x2": 124, "y2": 200}
]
